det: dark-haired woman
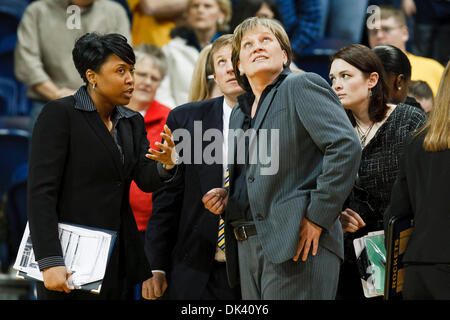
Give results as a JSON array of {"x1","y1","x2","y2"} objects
[
  {"x1": 27, "y1": 33, "x2": 178, "y2": 300},
  {"x1": 372, "y1": 45, "x2": 412, "y2": 105},
  {"x1": 372, "y1": 44, "x2": 424, "y2": 112},
  {"x1": 328, "y1": 44, "x2": 427, "y2": 299}
]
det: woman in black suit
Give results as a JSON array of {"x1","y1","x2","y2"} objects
[
  {"x1": 384, "y1": 61, "x2": 450, "y2": 299},
  {"x1": 27, "y1": 33, "x2": 177, "y2": 300}
]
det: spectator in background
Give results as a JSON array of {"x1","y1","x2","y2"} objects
[
  {"x1": 367, "y1": 6, "x2": 444, "y2": 97},
  {"x1": 408, "y1": 80, "x2": 434, "y2": 113},
  {"x1": 319, "y1": 0, "x2": 369, "y2": 44},
  {"x1": 189, "y1": 44, "x2": 223, "y2": 101},
  {"x1": 14, "y1": 0, "x2": 131, "y2": 141},
  {"x1": 384, "y1": 61, "x2": 450, "y2": 300},
  {"x1": 412, "y1": 0, "x2": 450, "y2": 66},
  {"x1": 329, "y1": 44, "x2": 426, "y2": 299},
  {"x1": 127, "y1": 43, "x2": 170, "y2": 240},
  {"x1": 127, "y1": 0, "x2": 188, "y2": 47},
  {"x1": 231, "y1": 0, "x2": 321, "y2": 63},
  {"x1": 229, "y1": 0, "x2": 283, "y2": 32},
  {"x1": 142, "y1": 35, "x2": 243, "y2": 300},
  {"x1": 372, "y1": 45, "x2": 417, "y2": 106},
  {"x1": 155, "y1": 0, "x2": 232, "y2": 108}
]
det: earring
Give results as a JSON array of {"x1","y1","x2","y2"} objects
[
  {"x1": 92, "y1": 83, "x2": 96, "y2": 89},
  {"x1": 218, "y1": 18, "x2": 224, "y2": 25},
  {"x1": 369, "y1": 89, "x2": 372, "y2": 97},
  {"x1": 397, "y1": 86, "x2": 402, "y2": 90}
]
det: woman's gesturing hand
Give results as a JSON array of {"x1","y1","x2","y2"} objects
[{"x1": 146, "y1": 124, "x2": 178, "y2": 170}]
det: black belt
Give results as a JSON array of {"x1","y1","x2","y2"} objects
[{"x1": 233, "y1": 224, "x2": 257, "y2": 241}]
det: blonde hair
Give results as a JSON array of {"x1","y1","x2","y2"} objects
[
  {"x1": 419, "y1": 61, "x2": 450, "y2": 151},
  {"x1": 189, "y1": 34, "x2": 235, "y2": 102},
  {"x1": 232, "y1": 17, "x2": 292, "y2": 91},
  {"x1": 187, "y1": 0, "x2": 232, "y2": 32},
  {"x1": 379, "y1": 5, "x2": 407, "y2": 26},
  {"x1": 189, "y1": 44, "x2": 214, "y2": 102}
]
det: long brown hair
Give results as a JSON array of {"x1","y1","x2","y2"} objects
[
  {"x1": 419, "y1": 61, "x2": 450, "y2": 151},
  {"x1": 331, "y1": 44, "x2": 389, "y2": 126}
]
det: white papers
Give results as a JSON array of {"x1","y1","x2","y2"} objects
[
  {"x1": 353, "y1": 230, "x2": 386, "y2": 298},
  {"x1": 13, "y1": 222, "x2": 115, "y2": 289}
]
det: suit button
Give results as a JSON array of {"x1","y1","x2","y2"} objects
[
  {"x1": 248, "y1": 176, "x2": 254, "y2": 183},
  {"x1": 256, "y1": 214, "x2": 264, "y2": 221},
  {"x1": 116, "y1": 182, "x2": 122, "y2": 187}
]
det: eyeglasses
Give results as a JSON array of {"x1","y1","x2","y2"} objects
[{"x1": 368, "y1": 25, "x2": 403, "y2": 36}]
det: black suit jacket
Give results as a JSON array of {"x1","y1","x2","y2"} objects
[
  {"x1": 145, "y1": 96, "x2": 235, "y2": 299},
  {"x1": 27, "y1": 96, "x2": 166, "y2": 296},
  {"x1": 384, "y1": 132, "x2": 450, "y2": 264}
]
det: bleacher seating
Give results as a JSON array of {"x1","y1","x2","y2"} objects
[
  {"x1": 296, "y1": 37, "x2": 354, "y2": 84},
  {"x1": 0, "y1": 0, "x2": 32, "y2": 116},
  {"x1": 0, "y1": 129, "x2": 29, "y2": 198},
  {"x1": 6, "y1": 162, "x2": 28, "y2": 265}
]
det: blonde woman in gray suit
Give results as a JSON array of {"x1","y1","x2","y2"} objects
[{"x1": 203, "y1": 17, "x2": 361, "y2": 300}]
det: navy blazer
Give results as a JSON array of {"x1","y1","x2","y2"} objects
[
  {"x1": 145, "y1": 96, "x2": 235, "y2": 299},
  {"x1": 384, "y1": 132, "x2": 450, "y2": 264},
  {"x1": 27, "y1": 95, "x2": 165, "y2": 296}
]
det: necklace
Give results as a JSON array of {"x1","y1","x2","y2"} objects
[{"x1": 355, "y1": 120, "x2": 374, "y2": 147}]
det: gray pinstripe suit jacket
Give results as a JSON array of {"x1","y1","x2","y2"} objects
[{"x1": 224, "y1": 71, "x2": 362, "y2": 287}]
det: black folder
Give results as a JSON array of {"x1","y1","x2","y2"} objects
[{"x1": 384, "y1": 215, "x2": 414, "y2": 300}]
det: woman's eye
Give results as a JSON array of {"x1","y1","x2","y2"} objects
[
  {"x1": 130, "y1": 68, "x2": 135, "y2": 74},
  {"x1": 243, "y1": 42, "x2": 252, "y2": 48}
]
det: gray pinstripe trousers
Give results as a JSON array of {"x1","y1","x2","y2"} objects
[{"x1": 237, "y1": 234, "x2": 340, "y2": 300}]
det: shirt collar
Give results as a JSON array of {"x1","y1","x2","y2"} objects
[
  {"x1": 222, "y1": 98, "x2": 233, "y2": 119},
  {"x1": 74, "y1": 85, "x2": 136, "y2": 119},
  {"x1": 237, "y1": 67, "x2": 291, "y2": 116}
]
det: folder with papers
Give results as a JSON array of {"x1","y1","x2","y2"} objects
[
  {"x1": 384, "y1": 215, "x2": 414, "y2": 300},
  {"x1": 13, "y1": 222, "x2": 116, "y2": 294},
  {"x1": 353, "y1": 230, "x2": 386, "y2": 298}
]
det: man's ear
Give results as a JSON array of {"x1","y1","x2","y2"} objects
[{"x1": 401, "y1": 25, "x2": 409, "y2": 44}]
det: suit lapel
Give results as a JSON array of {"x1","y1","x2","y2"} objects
[
  {"x1": 117, "y1": 119, "x2": 135, "y2": 179},
  {"x1": 82, "y1": 111, "x2": 125, "y2": 180},
  {"x1": 252, "y1": 88, "x2": 278, "y2": 133}
]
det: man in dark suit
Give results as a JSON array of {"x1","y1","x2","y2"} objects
[{"x1": 142, "y1": 35, "x2": 244, "y2": 300}]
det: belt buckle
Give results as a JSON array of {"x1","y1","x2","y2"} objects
[{"x1": 234, "y1": 226, "x2": 247, "y2": 241}]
